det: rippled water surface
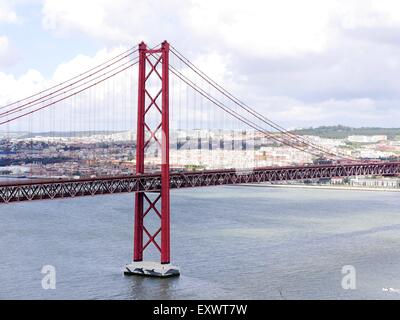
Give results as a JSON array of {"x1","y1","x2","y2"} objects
[{"x1": 1, "y1": 185, "x2": 400, "y2": 299}]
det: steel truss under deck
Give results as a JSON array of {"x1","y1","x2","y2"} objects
[{"x1": 1, "y1": 161, "x2": 399, "y2": 204}]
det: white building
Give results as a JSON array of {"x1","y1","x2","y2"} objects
[
  {"x1": 350, "y1": 177, "x2": 400, "y2": 188},
  {"x1": 348, "y1": 135, "x2": 387, "y2": 143}
]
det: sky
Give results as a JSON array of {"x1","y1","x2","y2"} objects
[{"x1": 1, "y1": 0, "x2": 400, "y2": 129}]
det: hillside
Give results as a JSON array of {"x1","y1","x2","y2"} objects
[{"x1": 291, "y1": 125, "x2": 400, "y2": 140}]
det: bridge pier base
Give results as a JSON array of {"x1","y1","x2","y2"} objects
[{"x1": 124, "y1": 261, "x2": 180, "y2": 278}]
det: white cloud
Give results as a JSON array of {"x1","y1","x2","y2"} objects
[
  {"x1": 186, "y1": 0, "x2": 338, "y2": 57},
  {"x1": 191, "y1": 52, "x2": 232, "y2": 84},
  {"x1": 339, "y1": 0, "x2": 400, "y2": 29},
  {"x1": 38, "y1": 0, "x2": 400, "y2": 52},
  {"x1": 0, "y1": 1, "x2": 17, "y2": 66},
  {"x1": 0, "y1": 35, "x2": 8, "y2": 53},
  {"x1": 0, "y1": 68, "x2": 47, "y2": 106},
  {"x1": 41, "y1": 0, "x2": 183, "y2": 45},
  {"x1": 248, "y1": 95, "x2": 400, "y2": 128},
  {"x1": 0, "y1": 35, "x2": 14, "y2": 66},
  {"x1": 38, "y1": 0, "x2": 400, "y2": 61},
  {"x1": 42, "y1": 0, "x2": 132, "y2": 43},
  {"x1": 0, "y1": 1, "x2": 17, "y2": 23},
  {"x1": 40, "y1": 0, "x2": 400, "y2": 56},
  {"x1": 0, "y1": 45, "x2": 134, "y2": 104},
  {"x1": 51, "y1": 46, "x2": 129, "y2": 82},
  {"x1": 40, "y1": 0, "x2": 339, "y2": 56}
]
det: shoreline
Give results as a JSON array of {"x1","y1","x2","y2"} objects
[{"x1": 239, "y1": 183, "x2": 400, "y2": 192}]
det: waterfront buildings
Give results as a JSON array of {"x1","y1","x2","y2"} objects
[{"x1": 0, "y1": 129, "x2": 399, "y2": 179}]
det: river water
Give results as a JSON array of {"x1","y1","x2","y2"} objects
[{"x1": 1, "y1": 185, "x2": 400, "y2": 299}]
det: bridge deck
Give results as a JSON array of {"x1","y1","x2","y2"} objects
[{"x1": 1, "y1": 162, "x2": 399, "y2": 203}]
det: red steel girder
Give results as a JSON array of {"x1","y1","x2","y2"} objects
[{"x1": 1, "y1": 162, "x2": 400, "y2": 204}]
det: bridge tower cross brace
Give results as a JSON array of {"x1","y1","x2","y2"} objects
[{"x1": 126, "y1": 41, "x2": 179, "y2": 277}]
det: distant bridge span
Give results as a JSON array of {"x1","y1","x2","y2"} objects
[{"x1": 1, "y1": 161, "x2": 399, "y2": 204}]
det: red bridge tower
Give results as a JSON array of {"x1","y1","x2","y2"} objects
[{"x1": 124, "y1": 41, "x2": 179, "y2": 277}]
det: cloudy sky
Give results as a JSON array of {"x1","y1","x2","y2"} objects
[{"x1": 1, "y1": 0, "x2": 400, "y2": 129}]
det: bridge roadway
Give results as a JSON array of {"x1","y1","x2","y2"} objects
[{"x1": 1, "y1": 161, "x2": 399, "y2": 203}]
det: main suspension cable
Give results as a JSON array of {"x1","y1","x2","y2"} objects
[
  {"x1": 0, "y1": 45, "x2": 139, "y2": 110},
  {"x1": 170, "y1": 65, "x2": 329, "y2": 158},
  {"x1": 0, "y1": 55, "x2": 139, "y2": 118},
  {"x1": 170, "y1": 46, "x2": 353, "y2": 161},
  {"x1": 0, "y1": 60, "x2": 139, "y2": 126}
]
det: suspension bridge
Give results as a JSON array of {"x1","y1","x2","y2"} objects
[{"x1": 0, "y1": 41, "x2": 399, "y2": 277}]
